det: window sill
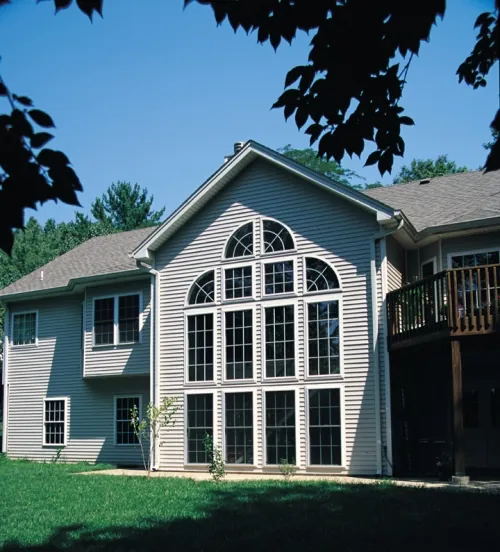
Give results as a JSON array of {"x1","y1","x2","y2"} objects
[
  {"x1": 92, "y1": 342, "x2": 141, "y2": 351},
  {"x1": 11, "y1": 343, "x2": 38, "y2": 350},
  {"x1": 261, "y1": 293, "x2": 298, "y2": 301},
  {"x1": 184, "y1": 381, "x2": 216, "y2": 387},
  {"x1": 304, "y1": 374, "x2": 344, "y2": 382},
  {"x1": 222, "y1": 378, "x2": 256, "y2": 386},
  {"x1": 42, "y1": 443, "x2": 66, "y2": 448},
  {"x1": 262, "y1": 376, "x2": 298, "y2": 384},
  {"x1": 114, "y1": 444, "x2": 141, "y2": 448}
]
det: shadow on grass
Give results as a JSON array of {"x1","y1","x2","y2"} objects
[{"x1": 2, "y1": 483, "x2": 500, "y2": 552}]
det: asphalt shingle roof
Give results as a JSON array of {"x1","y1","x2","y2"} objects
[
  {"x1": 363, "y1": 170, "x2": 500, "y2": 233},
  {"x1": 0, "y1": 226, "x2": 156, "y2": 298}
]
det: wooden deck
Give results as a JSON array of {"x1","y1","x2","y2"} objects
[{"x1": 387, "y1": 263, "x2": 500, "y2": 349}]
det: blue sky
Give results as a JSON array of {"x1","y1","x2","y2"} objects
[{"x1": 0, "y1": 0, "x2": 497, "y2": 224}]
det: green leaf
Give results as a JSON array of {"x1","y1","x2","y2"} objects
[
  {"x1": 399, "y1": 116, "x2": 414, "y2": 126},
  {"x1": 76, "y1": 0, "x2": 103, "y2": 19},
  {"x1": 285, "y1": 66, "x2": 304, "y2": 88},
  {"x1": 54, "y1": 0, "x2": 73, "y2": 12},
  {"x1": 30, "y1": 133, "x2": 54, "y2": 149},
  {"x1": 364, "y1": 150, "x2": 381, "y2": 167},
  {"x1": 28, "y1": 109, "x2": 55, "y2": 129},
  {"x1": 38, "y1": 149, "x2": 70, "y2": 168},
  {"x1": 13, "y1": 95, "x2": 33, "y2": 107}
]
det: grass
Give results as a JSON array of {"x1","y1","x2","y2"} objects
[{"x1": 1, "y1": 457, "x2": 499, "y2": 551}]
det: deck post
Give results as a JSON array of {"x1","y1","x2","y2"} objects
[{"x1": 450, "y1": 338, "x2": 468, "y2": 483}]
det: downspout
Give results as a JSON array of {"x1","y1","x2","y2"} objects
[
  {"x1": 370, "y1": 219, "x2": 404, "y2": 475},
  {"x1": 2, "y1": 307, "x2": 9, "y2": 454},
  {"x1": 138, "y1": 259, "x2": 161, "y2": 471}
]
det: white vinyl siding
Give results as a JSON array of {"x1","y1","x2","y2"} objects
[
  {"x1": 386, "y1": 235, "x2": 405, "y2": 291},
  {"x1": 155, "y1": 159, "x2": 383, "y2": 474},
  {"x1": 6, "y1": 296, "x2": 149, "y2": 464},
  {"x1": 84, "y1": 280, "x2": 151, "y2": 377}
]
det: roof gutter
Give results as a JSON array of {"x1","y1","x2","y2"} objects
[
  {"x1": 0, "y1": 269, "x2": 150, "y2": 303},
  {"x1": 369, "y1": 217, "x2": 404, "y2": 476},
  {"x1": 137, "y1": 259, "x2": 161, "y2": 471}
]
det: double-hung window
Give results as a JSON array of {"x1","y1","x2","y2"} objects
[
  {"x1": 265, "y1": 390, "x2": 296, "y2": 465},
  {"x1": 186, "y1": 393, "x2": 213, "y2": 463},
  {"x1": 115, "y1": 396, "x2": 141, "y2": 445},
  {"x1": 264, "y1": 304, "x2": 295, "y2": 378},
  {"x1": 187, "y1": 313, "x2": 214, "y2": 382},
  {"x1": 12, "y1": 312, "x2": 37, "y2": 346},
  {"x1": 307, "y1": 300, "x2": 340, "y2": 376},
  {"x1": 225, "y1": 309, "x2": 253, "y2": 380},
  {"x1": 308, "y1": 388, "x2": 342, "y2": 465},
  {"x1": 43, "y1": 398, "x2": 67, "y2": 446},
  {"x1": 225, "y1": 392, "x2": 253, "y2": 464},
  {"x1": 94, "y1": 294, "x2": 141, "y2": 346}
]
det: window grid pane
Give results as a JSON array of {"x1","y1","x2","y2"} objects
[
  {"x1": 265, "y1": 391, "x2": 295, "y2": 464},
  {"x1": 94, "y1": 298, "x2": 115, "y2": 346},
  {"x1": 118, "y1": 295, "x2": 140, "y2": 343},
  {"x1": 13, "y1": 312, "x2": 37, "y2": 346},
  {"x1": 309, "y1": 389, "x2": 341, "y2": 465},
  {"x1": 308, "y1": 301, "x2": 340, "y2": 376},
  {"x1": 225, "y1": 223, "x2": 253, "y2": 259},
  {"x1": 188, "y1": 313, "x2": 214, "y2": 382},
  {"x1": 189, "y1": 271, "x2": 215, "y2": 305},
  {"x1": 265, "y1": 305, "x2": 295, "y2": 378},
  {"x1": 224, "y1": 266, "x2": 252, "y2": 300},
  {"x1": 225, "y1": 392, "x2": 253, "y2": 464},
  {"x1": 262, "y1": 220, "x2": 294, "y2": 253},
  {"x1": 225, "y1": 310, "x2": 253, "y2": 380},
  {"x1": 116, "y1": 397, "x2": 140, "y2": 445},
  {"x1": 264, "y1": 261, "x2": 294, "y2": 295},
  {"x1": 187, "y1": 394, "x2": 213, "y2": 463},
  {"x1": 44, "y1": 400, "x2": 65, "y2": 445},
  {"x1": 305, "y1": 258, "x2": 339, "y2": 292}
]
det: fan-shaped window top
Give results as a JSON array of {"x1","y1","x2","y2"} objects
[
  {"x1": 305, "y1": 258, "x2": 339, "y2": 292},
  {"x1": 225, "y1": 222, "x2": 253, "y2": 259},
  {"x1": 189, "y1": 270, "x2": 215, "y2": 304},
  {"x1": 263, "y1": 220, "x2": 294, "y2": 253}
]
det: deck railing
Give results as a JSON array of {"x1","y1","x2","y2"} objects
[{"x1": 387, "y1": 263, "x2": 500, "y2": 347}]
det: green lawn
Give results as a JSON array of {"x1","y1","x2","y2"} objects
[{"x1": 1, "y1": 457, "x2": 499, "y2": 552}]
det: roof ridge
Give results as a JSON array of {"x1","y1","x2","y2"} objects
[{"x1": 379, "y1": 169, "x2": 481, "y2": 190}]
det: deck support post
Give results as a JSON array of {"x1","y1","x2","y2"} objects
[{"x1": 450, "y1": 338, "x2": 468, "y2": 482}]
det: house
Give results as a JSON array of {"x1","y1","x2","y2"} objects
[{"x1": 1, "y1": 141, "x2": 499, "y2": 478}]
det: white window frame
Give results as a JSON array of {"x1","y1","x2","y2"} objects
[
  {"x1": 261, "y1": 298, "x2": 299, "y2": 383},
  {"x1": 114, "y1": 394, "x2": 142, "y2": 447},
  {"x1": 184, "y1": 389, "x2": 217, "y2": 465},
  {"x1": 185, "y1": 269, "x2": 216, "y2": 307},
  {"x1": 222, "y1": 389, "x2": 257, "y2": 467},
  {"x1": 222, "y1": 220, "x2": 256, "y2": 262},
  {"x1": 260, "y1": 217, "x2": 297, "y2": 258},
  {"x1": 11, "y1": 310, "x2": 38, "y2": 348},
  {"x1": 222, "y1": 261, "x2": 256, "y2": 303},
  {"x1": 304, "y1": 293, "x2": 344, "y2": 380},
  {"x1": 305, "y1": 383, "x2": 345, "y2": 469},
  {"x1": 447, "y1": 247, "x2": 500, "y2": 270},
  {"x1": 303, "y1": 256, "x2": 342, "y2": 295},
  {"x1": 222, "y1": 303, "x2": 256, "y2": 384},
  {"x1": 92, "y1": 292, "x2": 143, "y2": 348},
  {"x1": 262, "y1": 386, "x2": 300, "y2": 468},
  {"x1": 261, "y1": 257, "x2": 297, "y2": 298},
  {"x1": 184, "y1": 306, "x2": 217, "y2": 386},
  {"x1": 42, "y1": 397, "x2": 68, "y2": 447},
  {"x1": 420, "y1": 256, "x2": 437, "y2": 278}
]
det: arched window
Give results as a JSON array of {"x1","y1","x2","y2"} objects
[
  {"x1": 225, "y1": 222, "x2": 253, "y2": 259},
  {"x1": 262, "y1": 219, "x2": 294, "y2": 253},
  {"x1": 305, "y1": 258, "x2": 339, "y2": 292},
  {"x1": 188, "y1": 270, "x2": 215, "y2": 305}
]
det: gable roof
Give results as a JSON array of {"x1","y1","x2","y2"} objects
[
  {"x1": 364, "y1": 170, "x2": 500, "y2": 234},
  {"x1": 132, "y1": 140, "x2": 399, "y2": 261},
  {"x1": 0, "y1": 226, "x2": 156, "y2": 300}
]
